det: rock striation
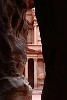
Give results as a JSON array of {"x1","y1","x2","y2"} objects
[{"x1": 0, "y1": 0, "x2": 32, "y2": 100}]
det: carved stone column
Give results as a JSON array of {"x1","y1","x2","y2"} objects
[
  {"x1": 34, "y1": 24, "x2": 37, "y2": 44},
  {"x1": 32, "y1": 8, "x2": 38, "y2": 45},
  {"x1": 44, "y1": 63, "x2": 46, "y2": 78},
  {"x1": 34, "y1": 58, "x2": 38, "y2": 89},
  {"x1": 25, "y1": 60, "x2": 28, "y2": 80}
]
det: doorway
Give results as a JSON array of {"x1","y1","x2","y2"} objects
[{"x1": 28, "y1": 58, "x2": 34, "y2": 88}]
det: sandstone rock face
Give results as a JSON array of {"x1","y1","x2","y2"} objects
[
  {"x1": 0, "y1": 0, "x2": 32, "y2": 99},
  {"x1": 27, "y1": 0, "x2": 34, "y2": 8}
]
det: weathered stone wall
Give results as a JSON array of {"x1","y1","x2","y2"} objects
[{"x1": 0, "y1": 0, "x2": 32, "y2": 99}]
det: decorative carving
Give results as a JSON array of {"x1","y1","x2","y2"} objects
[{"x1": 38, "y1": 73, "x2": 45, "y2": 80}]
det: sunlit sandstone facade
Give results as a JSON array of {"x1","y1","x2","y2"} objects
[{"x1": 25, "y1": 8, "x2": 46, "y2": 90}]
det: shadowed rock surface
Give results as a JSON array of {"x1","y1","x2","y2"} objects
[{"x1": 0, "y1": 0, "x2": 32, "y2": 99}]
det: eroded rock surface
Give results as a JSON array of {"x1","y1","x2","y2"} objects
[{"x1": 0, "y1": 0, "x2": 32, "y2": 99}]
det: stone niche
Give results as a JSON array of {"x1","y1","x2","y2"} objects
[
  {"x1": 0, "y1": 0, "x2": 32, "y2": 100},
  {"x1": 37, "y1": 59, "x2": 45, "y2": 89}
]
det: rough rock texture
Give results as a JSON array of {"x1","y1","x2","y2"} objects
[
  {"x1": 0, "y1": 0, "x2": 32, "y2": 99},
  {"x1": 27, "y1": 0, "x2": 34, "y2": 8}
]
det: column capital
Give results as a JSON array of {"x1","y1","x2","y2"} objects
[
  {"x1": 27, "y1": 58, "x2": 29, "y2": 61},
  {"x1": 34, "y1": 58, "x2": 37, "y2": 61},
  {"x1": 34, "y1": 20, "x2": 38, "y2": 26}
]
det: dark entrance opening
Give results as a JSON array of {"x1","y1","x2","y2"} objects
[{"x1": 28, "y1": 58, "x2": 34, "y2": 88}]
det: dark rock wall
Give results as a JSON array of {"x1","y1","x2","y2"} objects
[
  {"x1": 0, "y1": 0, "x2": 32, "y2": 99},
  {"x1": 27, "y1": 0, "x2": 34, "y2": 8},
  {"x1": 0, "y1": 0, "x2": 27, "y2": 77}
]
